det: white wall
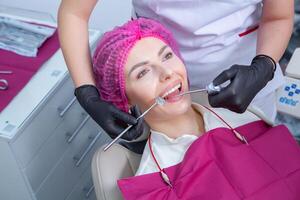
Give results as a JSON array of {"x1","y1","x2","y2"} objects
[{"x1": 0, "y1": 0, "x2": 132, "y2": 32}]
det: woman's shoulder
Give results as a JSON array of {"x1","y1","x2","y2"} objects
[
  {"x1": 211, "y1": 107, "x2": 261, "y2": 127},
  {"x1": 192, "y1": 103, "x2": 261, "y2": 130}
]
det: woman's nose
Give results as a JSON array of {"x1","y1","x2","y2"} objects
[{"x1": 159, "y1": 66, "x2": 174, "y2": 82}]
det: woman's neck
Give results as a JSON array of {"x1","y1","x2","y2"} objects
[{"x1": 147, "y1": 106, "x2": 204, "y2": 139}]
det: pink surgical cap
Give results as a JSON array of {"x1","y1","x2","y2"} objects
[{"x1": 93, "y1": 17, "x2": 181, "y2": 112}]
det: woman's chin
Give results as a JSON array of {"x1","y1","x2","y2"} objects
[
  {"x1": 143, "y1": 95, "x2": 191, "y2": 121},
  {"x1": 160, "y1": 96, "x2": 191, "y2": 115},
  {"x1": 165, "y1": 93, "x2": 190, "y2": 105}
]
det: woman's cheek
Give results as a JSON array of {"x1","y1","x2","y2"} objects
[{"x1": 131, "y1": 86, "x2": 155, "y2": 109}]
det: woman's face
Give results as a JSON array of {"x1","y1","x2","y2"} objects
[{"x1": 125, "y1": 37, "x2": 191, "y2": 122}]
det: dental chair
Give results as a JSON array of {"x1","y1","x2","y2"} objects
[
  {"x1": 90, "y1": 92, "x2": 224, "y2": 200},
  {"x1": 91, "y1": 142, "x2": 142, "y2": 200}
]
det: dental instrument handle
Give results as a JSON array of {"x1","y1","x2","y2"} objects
[
  {"x1": 206, "y1": 83, "x2": 222, "y2": 95},
  {"x1": 103, "y1": 103, "x2": 156, "y2": 151},
  {"x1": 103, "y1": 98, "x2": 164, "y2": 151},
  {"x1": 176, "y1": 88, "x2": 208, "y2": 97},
  {"x1": 207, "y1": 80, "x2": 231, "y2": 95},
  {"x1": 103, "y1": 124, "x2": 135, "y2": 151},
  {"x1": 176, "y1": 82, "x2": 230, "y2": 97}
]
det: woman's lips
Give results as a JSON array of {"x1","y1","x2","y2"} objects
[
  {"x1": 160, "y1": 80, "x2": 182, "y2": 98},
  {"x1": 164, "y1": 90, "x2": 184, "y2": 103},
  {"x1": 163, "y1": 83, "x2": 185, "y2": 103}
]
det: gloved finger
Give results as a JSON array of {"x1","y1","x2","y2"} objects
[
  {"x1": 208, "y1": 74, "x2": 242, "y2": 108},
  {"x1": 103, "y1": 121, "x2": 127, "y2": 139},
  {"x1": 209, "y1": 80, "x2": 248, "y2": 113},
  {"x1": 118, "y1": 121, "x2": 144, "y2": 140},
  {"x1": 208, "y1": 86, "x2": 232, "y2": 108},
  {"x1": 213, "y1": 65, "x2": 239, "y2": 86},
  {"x1": 111, "y1": 105, "x2": 137, "y2": 125},
  {"x1": 133, "y1": 119, "x2": 145, "y2": 139},
  {"x1": 125, "y1": 106, "x2": 144, "y2": 140},
  {"x1": 128, "y1": 119, "x2": 144, "y2": 140},
  {"x1": 109, "y1": 106, "x2": 143, "y2": 140},
  {"x1": 119, "y1": 139, "x2": 147, "y2": 154},
  {"x1": 130, "y1": 105, "x2": 142, "y2": 117}
]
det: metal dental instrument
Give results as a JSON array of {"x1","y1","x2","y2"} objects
[
  {"x1": 0, "y1": 79, "x2": 8, "y2": 90},
  {"x1": 0, "y1": 70, "x2": 13, "y2": 90},
  {"x1": 103, "y1": 97, "x2": 166, "y2": 151},
  {"x1": 176, "y1": 82, "x2": 230, "y2": 97},
  {"x1": 0, "y1": 70, "x2": 13, "y2": 74}
]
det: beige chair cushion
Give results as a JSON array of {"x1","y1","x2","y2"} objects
[{"x1": 91, "y1": 144, "x2": 142, "y2": 200}]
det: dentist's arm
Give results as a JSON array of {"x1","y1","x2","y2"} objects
[
  {"x1": 256, "y1": 0, "x2": 294, "y2": 61},
  {"x1": 209, "y1": 0, "x2": 294, "y2": 113},
  {"x1": 58, "y1": 0, "x2": 97, "y2": 87},
  {"x1": 57, "y1": 0, "x2": 144, "y2": 140}
]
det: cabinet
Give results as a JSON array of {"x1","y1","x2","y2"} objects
[{"x1": 0, "y1": 12, "x2": 111, "y2": 200}]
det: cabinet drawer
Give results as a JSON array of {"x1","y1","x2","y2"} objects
[
  {"x1": 65, "y1": 167, "x2": 97, "y2": 200},
  {"x1": 25, "y1": 112, "x2": 90, "y2": 192},
  {"x1": 35, "y1": 122, "x2": 110, "y2": 200},
  {"x1": 11, "y1": 76, "x2": 76, "y2": 167},
  {"x1": 47, "y1": 76, "x2": 75, "y2": 109}
]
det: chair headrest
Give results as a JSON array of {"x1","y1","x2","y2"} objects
[{"x1": 91, "y1": 143, "x2": 142, "y2": 200}]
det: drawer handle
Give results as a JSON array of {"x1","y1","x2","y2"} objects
[
  {"x1": 83, "y1": 185, "x2": 94, "y2": 198},
  {"x1": 58, "y1": 97, "x2": 77, "y2": 117},
  {"x1": 67, "y1": 115, "x2": 90, "y2": 143},
  {"x1": 74, "y1": 132, "x2": 101, "y2": 167}
]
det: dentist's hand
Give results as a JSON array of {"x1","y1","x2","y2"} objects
[
  {"x1": 208, "y1": 55, "x2": 276, "y2": 113},
  {"x1": 74, "y1": 85, "x2": 145, "y2": 140}
]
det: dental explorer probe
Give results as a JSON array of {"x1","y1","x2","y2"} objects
[
  {"x1": 176, "y1": 80, "x2": 233, "y2": 97},
  {"x1": 176, "y1": 82, "x2": 223, "y2": 97},
  {"x1": 104, "y1": 97, "x2": 166, "y2": 151}
]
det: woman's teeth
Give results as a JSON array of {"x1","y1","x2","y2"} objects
[{"x1": 162, "y1": 83, "x2": 181, "y2": 98}]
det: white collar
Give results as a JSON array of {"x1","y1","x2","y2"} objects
[{"x1": 149, "y1": 103, "x2": 213, "y2": 145}]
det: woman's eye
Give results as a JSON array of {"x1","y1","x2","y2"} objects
[
  {"x1": 137, "y1": 69, "x2": 149, "y2": 79},
  {"x1": 163, "y1": 52, "x2": 173, "y2": 61}
]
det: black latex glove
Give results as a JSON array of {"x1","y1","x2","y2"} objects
[
  {"x1": 208, "y1": 55, "x2": 276, "y2": 113},
  {"x1": 74, "y1": 85, "x2": 145, "y2": 140},
  {"x1": 119, "y1": 139, "x2": 147, "y2": 154}
]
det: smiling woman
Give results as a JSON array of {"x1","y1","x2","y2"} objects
[{"x1": 92, "y1": 18, "x2": 206, "y2": 141}]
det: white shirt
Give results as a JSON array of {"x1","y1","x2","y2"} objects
[
  {"x1": 135, "y1": 103, "x2": 260, "y2": 176},
  {"x1": 132, "y1": 0, "x2": 284, "y2": 115}
]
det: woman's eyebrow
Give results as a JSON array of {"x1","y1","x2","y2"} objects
[
  {"x1": 128, "y1": 45, "x2": 168, "y2": 76},
  {"x1": 158, "y1": 45, "x2": 168, "y2": 57},
  {"x1": 128, "y1": 61, "x2": 149, "y2": 76}
]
